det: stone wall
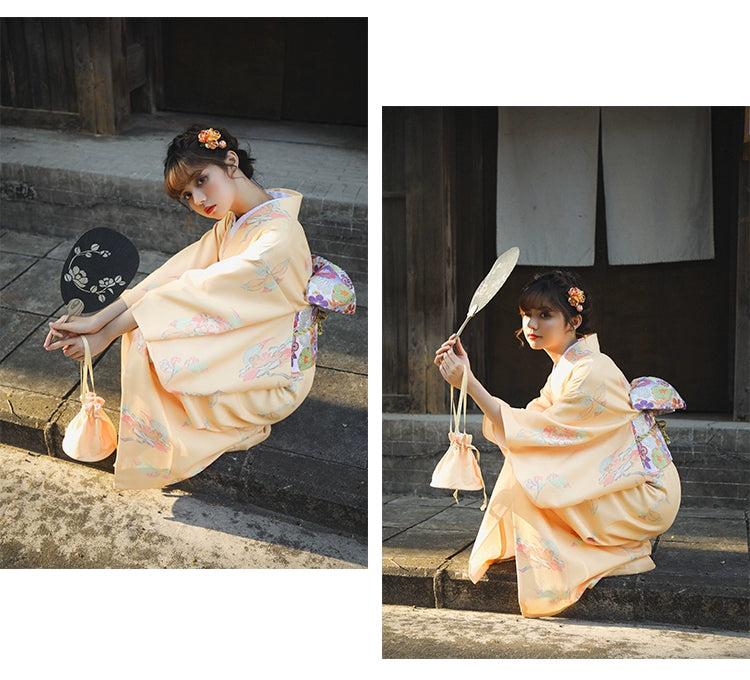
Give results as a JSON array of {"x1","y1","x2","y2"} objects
[{"x1": 383, "y1": 414, "x2": 750, "y2": 510}]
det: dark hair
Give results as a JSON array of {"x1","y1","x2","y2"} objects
[
  {"x1": 515, "y1": 270, "x2": 594, "y2": 345},
  {"x1": 163, "y1": 124, "x2": 256, "y2": 203}
]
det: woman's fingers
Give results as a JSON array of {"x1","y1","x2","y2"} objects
[
  {"x1": 435, "y1": 335, "x2": 458, "y2": 356},
  {"x1": 62, "y1": 341, "x2": 84, "y2": 362},
  {"x1": 453, "y1": 336, "x2": 467, "y2": 356}
]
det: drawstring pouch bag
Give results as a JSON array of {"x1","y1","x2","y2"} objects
[
  {"x1": 430, "y1": 367, "x2": 487, "y2": 510},
  {"x1": 62, "y1": 335, "x2": 117, "y2": 462}
]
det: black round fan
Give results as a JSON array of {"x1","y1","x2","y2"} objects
[{"x1": 59, "y1": 228, "x2": 140, "y2": 317}]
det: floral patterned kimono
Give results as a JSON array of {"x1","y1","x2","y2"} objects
[
  {"x1": 114, "y1": 189, "x2": 317, "y2": 489},
  {"x1": 469, "y1": 334, "x2": 682, "y2": 617}
]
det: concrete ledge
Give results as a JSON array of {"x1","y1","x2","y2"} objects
[
  {"x1": 0, "y1": 114, "x2": 368, "y2": 284},
  {"x1": 383, "y1": 413, "x2": 750, "y2": 509}
]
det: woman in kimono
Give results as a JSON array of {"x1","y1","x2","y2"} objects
[
  {"x1": 434, "y1": 270, "x2": 682, "y2": 617},
  {"x1": 44, "y1": 125, "x2": 327, "y2": 489}
]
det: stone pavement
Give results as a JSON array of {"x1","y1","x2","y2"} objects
[
  {"x1": 382, "y1": 604, "x2": 750, "y2": 658},
  {"x1": 0, "y1": 114, "x2": 367, "y2": 540},
  {"x1": 383, "y1": 494, "x2": 750, "y2": 634},
  {"x1": 0, "y1": 443, "x2": 365, "y2": 568}
]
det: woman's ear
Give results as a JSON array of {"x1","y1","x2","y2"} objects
[
  {"x1": 570, "y1": 313, "x2": 582, "y2": 331},
  {"x1": 224, "y1": 150, "x2": 240, "y2": 174}
]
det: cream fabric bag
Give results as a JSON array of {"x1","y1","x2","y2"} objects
[
  {"x1": 430, "y1": 367, "x2": 487, "y2": 509},
  {"x1": 62, "y1": 336, "x2": 117, "y2": 462}
]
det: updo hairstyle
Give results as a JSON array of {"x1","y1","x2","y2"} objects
[
  {"x1": 515, "y1": 270, "x2": 594, "y2": 345},
  {"x1": 163, "y1": 124, "x2": 257, "y2": 203}
]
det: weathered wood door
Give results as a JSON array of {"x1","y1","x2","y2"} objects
[
  {"x1": 160, "y1": 18, "x2": 366, "y2": 125},
  {"x1": 1, "y1": 18, "x2": 157, "y2": 134}
]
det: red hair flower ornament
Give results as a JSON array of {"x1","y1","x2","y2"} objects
[
  {"x1": 198, "y1": 128, "x2": 227, "y2": 150},
  {"x1": 567, "y1": 286, "x2": 585, "y2": 312}
]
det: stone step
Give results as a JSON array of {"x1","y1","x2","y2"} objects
[
  {"x1": 383, "y1": 414, "x2": 750, "y2": 510},
  {"x1": 382, "y1": 496, "x2": 750, "y2": 633},
  {"x1": 0, "y1": 113, "x2": 368, "y2": 286}
]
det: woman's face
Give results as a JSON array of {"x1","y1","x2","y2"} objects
[
  {"x1": 521, "y1": 305, "x2": 579, "y2": 356},
  {"x1": 180, "y1": 161, "x2": 238, "y2": 219}
]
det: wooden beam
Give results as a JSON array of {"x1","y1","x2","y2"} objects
[
  {"x1": 0, "y1": 105, "x2": 81, "y2": 131},
  {"x1": 70, "y1": 18, "x2": 130, "y2": 134},
  {"x1": 734, "y1": 145, "x2": 749, "y2": 421}
]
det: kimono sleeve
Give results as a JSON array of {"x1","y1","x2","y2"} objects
[
  {"x1": 128, "y1": 216, "x2": 311, "y2": 396},
  {"x1": 119, "y1": 219, "x2": 227, "y2": 309},
  {"x1": 482, "y1": 356, "x2": 645, "y2": 507},
  {"x1": 525, "y1": 379, "x2": 553, "y2": 412}
]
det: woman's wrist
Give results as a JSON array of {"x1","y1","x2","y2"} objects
[
  {"x1": 466, "y1": 373, "x2": 504, "y2": 425},
  {"x1": 103, "y1": 307, "x2": 138, "y2": 342},
  {"x1": 96, "y1": 299, "x2": 128, "y2": 328}
]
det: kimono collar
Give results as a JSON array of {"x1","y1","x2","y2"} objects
[
  {"x1": 229, "y1": 189, "x2": 299, "y2": 237},
  {"x1": 550, "y1": 334, "x2": 599, "y2": 392},
  {"x1": 218, "y1": 189, "x2": 303, "y2": 241}
]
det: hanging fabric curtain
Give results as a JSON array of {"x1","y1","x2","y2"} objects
[
  {"x1": 600, "y1": 107, "x2": 714, "y2": 265},
  {"x1": 496, "y1": 107, "x2": 600, "y2": 266}
]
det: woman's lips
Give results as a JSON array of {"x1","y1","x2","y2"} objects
[
  {"x1": 527, "y1": 334, "x2": 540, "y2": 340},
  {"x1": 205, "y1": 205, "x2": 216, "y2": 215}
]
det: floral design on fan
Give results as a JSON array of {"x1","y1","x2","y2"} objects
[{"x1": 63, "y1": 241, "x2": 126, "y2": 302}]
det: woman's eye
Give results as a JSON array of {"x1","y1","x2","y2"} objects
[
  {"x1": 182, "y1": 192, "x2": 192, "y2": 200},
  {"x1": 197, "y1": 175, "x2": 206, "y2": 185}
]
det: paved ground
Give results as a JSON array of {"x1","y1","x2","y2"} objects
[
  {"x1": 383, "y1": 494, "x2": 750, "y2": 633},
  {"x1": 382, "y1": 604, "x2": 750, "y2": 659},
  {"x1": 0, "y1": 443, "x2": 366, "y2": 568}
]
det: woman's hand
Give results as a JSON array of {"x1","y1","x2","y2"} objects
[
  {"x1": 44, "y1": 313, "x2": 105, "y2": 350},
  {"x1": 45, "y1": 328, "x2": 114, "y2": 362},
  {"x1": 434, "y1": 334, "x2": 506, "y2": 432},
  {"x1": 434, "y1": 334, "x2": 472, "y2": 389},
  {"x1": 44, "y1": 300, "x2": 135, "y2": 361},
  {"x1": 43, "y1": 300, "x2": 128, "y2": 352}
]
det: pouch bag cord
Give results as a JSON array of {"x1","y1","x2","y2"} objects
[
  {"x1": 61, "y1": 335, "x2": 118, "y2": 462},
  {"x1": 430, "y1": 366, "x2": 487, "y2": 510}
]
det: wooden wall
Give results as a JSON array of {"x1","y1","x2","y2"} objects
[
  {"x1": 1, "y1": 18, "x2": 366, "y2": 133},
  {"x1": 382, "y1": 107, "x2": 497, "y2": 413},
  {"x1": 160, "y1": 18, "x2": 366, "y2": 125},
  {"x1": 1, "y1": 18, "x2": 153, "y2": 134},
  {"x1": 382, "y1": 107, "x2": 456, "y2": 413}
]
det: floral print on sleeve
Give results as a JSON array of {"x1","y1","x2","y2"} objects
[
  {"x1": 161, "y1": 311, "x2": 242, "y2": 339},
  {"x1": 238, "y1": 337, "x2": 293, "y2": 383}
]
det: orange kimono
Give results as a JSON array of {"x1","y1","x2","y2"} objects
[
  {"x1": 114, "y1": 189, "x2": 315, "y2": 489},
  {"x1": 469, "y1": 334, "x2": 681, "y2": 617}
]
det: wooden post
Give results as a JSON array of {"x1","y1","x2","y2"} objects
[
  {"x1": 734, "y1": 107, "x2": 750, "y2": 420},
  {"x1": 71, "y1": 18, "x2": 130, "y2": 134},
  {"x1": 382, "y1": 107, "x2": 456, "y2": 414}
]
